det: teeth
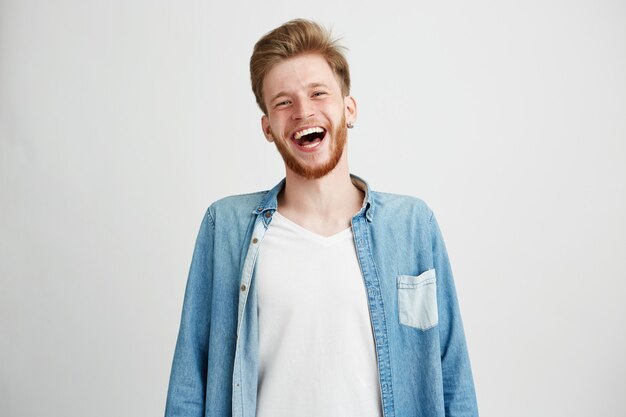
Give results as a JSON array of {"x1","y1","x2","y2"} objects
[{"x1": 294, "y1": 127, "x2": 324, "y2": 140}]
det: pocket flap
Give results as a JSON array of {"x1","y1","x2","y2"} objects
[{"x1": 397, "y1": 268, "x2": 436, "y2": 289}]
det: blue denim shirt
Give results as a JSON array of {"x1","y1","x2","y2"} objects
[{"x1": 165, "y1": 175, "x2": 478, "y2": 417}]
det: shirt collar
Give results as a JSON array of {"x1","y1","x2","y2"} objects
[{"x1": 252, "y1": 174, "x2": 374, "y2": 222}]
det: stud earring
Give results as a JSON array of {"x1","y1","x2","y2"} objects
[{"x1": 347, "y1": 121, "x2": 354, "y2": 129}]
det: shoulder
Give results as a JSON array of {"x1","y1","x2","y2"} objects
[
  {"x1": 207, "y1": 190, "x2": 268, "y2": 220},
  {"x1": 369, "y1": 190, "x2": 434, "y2": 222}
]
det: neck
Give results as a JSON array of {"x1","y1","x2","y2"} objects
[{"x1": 278, "y1": 153, "x2": 364, "y2": 235}]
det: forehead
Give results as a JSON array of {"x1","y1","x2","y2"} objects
[{"x1": 263, "y1": 53, "x2": 341, "y2": 97}]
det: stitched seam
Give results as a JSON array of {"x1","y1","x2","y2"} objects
[
  {"x1": 206, "y1": 207, "x2": 216, "y2": 229},
  {"x1": 362, "y1": 220, "x2": 395, "y2": 416}
]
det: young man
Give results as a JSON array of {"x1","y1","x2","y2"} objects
[{"x1": 165, "y1": 19, "x2": 478, "y2": 417}]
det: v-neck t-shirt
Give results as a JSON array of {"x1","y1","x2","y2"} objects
[{"x1": 255, "y1": 211, "x2": 383, "y2": 417}]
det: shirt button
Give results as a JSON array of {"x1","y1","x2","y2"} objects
[
  {"x1": 257, "y1": 207, "x2": 263, "y2": 212},
  {"x1": 264, "y1": 211, "x2": 272, "y2": 218},
  {"x1": 241, "y1": 284, "x2": 247, "y2": 291},
  {"x1": 252, "y1": 237, "x2": 258, "y2": 244}
]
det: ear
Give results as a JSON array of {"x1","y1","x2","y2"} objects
[
  {"x1": 261, "y1": 115, "x2": 274, "y2": 143},
  {"x1": 344, "y1": 95, "x2": 357, "y2": 126}
]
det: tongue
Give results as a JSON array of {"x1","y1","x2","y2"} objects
[
  {"x1": 296, "y1": 130, "x2": 326, "y2": 146},
  {"x1": 297, "y1": 137, "x2": 321, "y2": 147}
]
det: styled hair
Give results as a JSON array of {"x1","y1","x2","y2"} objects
[{"x1": 250, "y1": 19, "x2": 351, "y2": 115}]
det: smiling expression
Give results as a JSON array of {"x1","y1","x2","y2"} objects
[{"x1": 261, "y1": 53, "x2": 356, "y2": 180}]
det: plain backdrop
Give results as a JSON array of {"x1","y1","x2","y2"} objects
[{"x1": 1, "y1": 1, "x2": 625, "y2": 416}]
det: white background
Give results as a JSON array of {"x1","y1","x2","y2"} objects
[{"x1": 1, "y1": 1, "x2": 625, "y2": 416}]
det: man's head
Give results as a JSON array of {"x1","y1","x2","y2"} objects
[
  {"x1": 250, "y1": 19, "x2": 351, "y2": 116},
  {"x1": 250, "y1": 19, "x2": 356, "y2": 180}
]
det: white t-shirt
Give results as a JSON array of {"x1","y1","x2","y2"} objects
[{"x1": 255, "y1": 211, "x2": 383, "y2": 417}]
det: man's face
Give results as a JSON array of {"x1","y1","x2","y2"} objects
[{"x1": 261, "y1": 53, "x2": 356, "y2": 180}]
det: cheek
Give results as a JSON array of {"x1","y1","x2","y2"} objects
[
  {"x1": 268, "y1": 115, "x2": 286, "y2": 130},
  {"x1": 268, "y1": 120, "x2": 288, "y2": 140}
]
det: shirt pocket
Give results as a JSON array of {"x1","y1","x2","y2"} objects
[{"x1": 397, "y1": 269, "x2": 438, "y2": 330}]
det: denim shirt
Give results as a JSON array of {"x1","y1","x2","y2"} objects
[{"x1": 165, "y1": 175, "x2": 478, "y2": 417}]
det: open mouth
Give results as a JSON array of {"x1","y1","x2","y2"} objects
[{"x1": 291, "y1": 126, "x2": 327, "y2": 149}]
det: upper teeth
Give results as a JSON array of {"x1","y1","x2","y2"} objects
[{"x1": 294, "y1": 127, "x2": 324, "y2": 140}]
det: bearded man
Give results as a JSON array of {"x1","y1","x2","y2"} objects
[{"x1": 165, "y1": 19, "x2": 478, "y2": 417}]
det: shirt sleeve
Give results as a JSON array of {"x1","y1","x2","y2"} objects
[
  {"x1": 430, "y1": 212, "x2": 479, "y2": 417},
  {"x1": 165, "y1": 208, "x2": 215, "y2": 417}
]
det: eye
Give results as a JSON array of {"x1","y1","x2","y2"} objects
[
  {"x1": 312, "y1": 91, "x2": 327, "y2": 97},
  {"x1": 275, "y1": 100, "x2": 291, "y2": 108}
]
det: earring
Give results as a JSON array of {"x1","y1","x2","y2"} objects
[{"x1": 347, "y1": 121, "x2": 354, "y2": 129}]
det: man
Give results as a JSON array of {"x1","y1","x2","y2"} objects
[{"x1": 165, "y1": 19, "x2": 478, "y2": 417}]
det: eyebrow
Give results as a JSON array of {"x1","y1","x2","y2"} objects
[{"x1": 269, "y1": 83, "x2": 331, "y2": 103}]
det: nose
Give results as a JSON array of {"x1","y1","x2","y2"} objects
[{"x1": 291, "y1": 98, "x2": 315, "y2": 120}]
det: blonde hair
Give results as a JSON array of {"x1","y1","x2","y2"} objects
[{"x1": 250, "y1": 19, "x2": 351, "y2": 115}]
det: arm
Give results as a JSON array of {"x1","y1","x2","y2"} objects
[
  {"x1": 165, "y1": 208, "x2": 215, "y2": 417},
  {"x1": 430, "y1": 213, "x2": 479, "y2": 416}
]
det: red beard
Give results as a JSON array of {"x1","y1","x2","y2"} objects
[{"x1": 271, "y1": 115, "x2": 347, "y2": 180}]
